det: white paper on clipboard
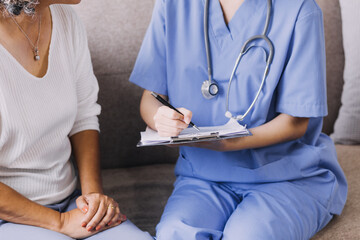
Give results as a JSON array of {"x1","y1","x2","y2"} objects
[{"x1": 137, "y1": 118, "x2": 251, "y2": 147}]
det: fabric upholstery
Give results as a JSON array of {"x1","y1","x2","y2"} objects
[
  {"x1": 331, "y1": 0, "x2": 360, "y2": 144},
  {"x1": 316, "y1": 0, "x2": 345, "y2": 135}
]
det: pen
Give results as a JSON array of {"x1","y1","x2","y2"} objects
[{"x1": 151, "y1": 91, "x2": 200, "y2": 131}]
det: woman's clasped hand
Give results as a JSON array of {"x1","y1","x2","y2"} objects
[
  {"x1": 58, "y1": 193, "x2": 126, "y2": 239},
  {"x1": 76, "y1": 193, "x2": 126, "y2": 231}
]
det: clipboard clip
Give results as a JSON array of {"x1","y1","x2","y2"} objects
[{"x1": 171, "y1": 132, "x2": 220, "y2": 142}]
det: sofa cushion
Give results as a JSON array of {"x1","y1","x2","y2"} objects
[
  {"x1": 102, "y1": 164, "x2": 175, "y2": 234},
  {"x1": 315, "y1": 0, "x2": 345, "y2": 135},
  {"x1": 312, "y1": 145, "x2": 360, "y2": 239},
  {"x1": 330, "y1": 0, "x2": 360, "y2": 144}
]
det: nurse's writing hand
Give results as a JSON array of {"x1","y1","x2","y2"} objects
[
  {"x1": 76, "y1": 193, "x2": 126, "y2": 232},
  {"x1": 154, "y1": 106, "x2": 192, "y2": 137}
]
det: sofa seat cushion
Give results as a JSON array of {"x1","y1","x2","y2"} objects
[
  {"x1": 102, "y1": 164, "x2": 175, "y2": 234},
  {"x1": 312, "y1": 144, "x2": 360, "y2": 239}
]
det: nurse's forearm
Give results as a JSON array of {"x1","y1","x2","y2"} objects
[
  {"x1": 0, "y1": 182, "x2": 61, "y2": 231},
  {"x1": 196, "y1": 113, "x2": 309, "y2": 151},
  {"x1": 227, "y1": 113, "x2": 309, "y2": 151},
  {"x1": 140, "y1": 90, "x2": 165, "y2": 130}
]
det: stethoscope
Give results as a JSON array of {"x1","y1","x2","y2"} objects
[{"x1": 201, "y1": 0, "x2": 274, "y2": 121}]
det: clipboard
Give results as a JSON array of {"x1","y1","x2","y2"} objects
[{"x1": 137, "y1": 119, "x2": 251, "y2": 147}]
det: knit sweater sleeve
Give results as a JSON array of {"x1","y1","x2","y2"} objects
[{"x1": 67, "y1": 7, "x2": 101, "y2": 137}]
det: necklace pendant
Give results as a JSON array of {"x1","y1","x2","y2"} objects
[{"x1": 34, "y1": 48, "x2": 40, "y2": 61}]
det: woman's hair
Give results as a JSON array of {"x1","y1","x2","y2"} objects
[{"x1": 0, "y1": 0, "x2": 39, "y2": 16}]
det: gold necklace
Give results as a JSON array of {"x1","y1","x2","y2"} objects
[{"x1": 10, "y1": 14, "x2": 42, "y2": 61}]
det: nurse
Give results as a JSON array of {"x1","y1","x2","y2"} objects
[{"x1": 130, "y1": 0, "x2": 347, "y2": 239}]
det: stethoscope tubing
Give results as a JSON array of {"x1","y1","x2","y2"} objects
[
  {"x1": 203, "y1": 0, "x2": 274, "y2": 121},
  {"x1": 204, "y1": 0, "x2": 213, "y2": 83}
]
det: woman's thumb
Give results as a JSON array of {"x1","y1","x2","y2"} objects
[{"x1": 76, "y1": 196, "x2": 89, "y2": 213}]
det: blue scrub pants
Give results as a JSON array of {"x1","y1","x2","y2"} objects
[
  {"x1": 0, "y1": 191, "x2": 153, "y2": 240},
  {"x1": 156, "y1": 176, "x2": 333, "y2": 240}
]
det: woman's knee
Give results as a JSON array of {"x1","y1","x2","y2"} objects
[{"x1": 0, "y1": 222, "x2": 73, "y2": 240}]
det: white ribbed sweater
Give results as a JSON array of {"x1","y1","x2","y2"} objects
[{"x1": 0, "y1": 5, "x2": 101, "y2": 205}]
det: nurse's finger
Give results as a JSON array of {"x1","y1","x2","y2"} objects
[
  {"x1": 177, "y1": 108, "x2": 193, "y2": 124},
  {"x1": 156, "y1": 124, "x2": 183, "y2": 137},
  {"x1": 155, "y1": 116, "x2": 189, "y2": 129},
  {"x1": 158, "y1": 106, "x2": 185, "y2": 120}
]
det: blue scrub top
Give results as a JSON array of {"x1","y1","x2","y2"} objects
[{"x1": 130, "y1": 0, "x2": 347, "y2": 214}]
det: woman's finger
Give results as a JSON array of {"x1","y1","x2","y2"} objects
[
  {"x1": 81, "y1": 197, "x2": 100, "y2": 229},
  {"x1": 76, "y1": 196, "x2": 89, "y2": 214},
  {"x1": 94, "y1": 203, "x2": 117, "y2": 231},
  {"x1": 86, "y1": 200, "x2": 107, "y2": 232},
  {"x1": 108, "y1": 205, "x2": 126, "y2": 226}
]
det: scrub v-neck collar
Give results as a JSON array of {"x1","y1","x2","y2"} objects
[{"x1": 205, "y1": 0, "x2": 265, "y2": 44}]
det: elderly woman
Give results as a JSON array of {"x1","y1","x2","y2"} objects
[{"x1": 0, "y1": 0, "x2": 153, "y2": 239}]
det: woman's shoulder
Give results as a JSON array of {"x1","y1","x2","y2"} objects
[
  {"x1": 50, "y1": 4, "x2": 84, "y2": 33},
  {"x1": 51, "y1": 4, "x2": 80, "y2": 22},
  {"x1": 50, "y1": 4, "x2": 87, "y2": 46}
]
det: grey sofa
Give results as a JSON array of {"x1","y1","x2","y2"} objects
[{"x1": 73, "y1": 0, "x2": 360, "y2": 239}]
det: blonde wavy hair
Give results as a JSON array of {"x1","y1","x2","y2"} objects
[{"x1": 0, "y1": 0, "x2": 39, "y2": 16}]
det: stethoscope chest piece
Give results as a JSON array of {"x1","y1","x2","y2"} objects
[{"x1": 201, "y1": 79, "x2": 219, "y2": 99}]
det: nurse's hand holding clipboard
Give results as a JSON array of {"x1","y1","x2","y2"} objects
[{"x1": 190, "y1": 114, "x2": 310, "y2": 152}]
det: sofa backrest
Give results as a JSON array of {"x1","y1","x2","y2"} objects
[
  {"x1": 73, "y1": 0, "x2": 344, "y2": 169},
  {"x1": 316, "y1": 0, "x2": 345, "y2": 135}
]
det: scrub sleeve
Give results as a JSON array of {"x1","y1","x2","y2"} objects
[{"x1": 129, "y1": 0, "x2": 168, "y2": 96}]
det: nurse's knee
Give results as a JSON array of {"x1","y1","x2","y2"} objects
[
  {"x1": 156, "y1": 217, "x2": 222, "y2": 240},
  {"x1": 222, "y1": 221, "x2": 299, "y2": 240},
  {"x1": 156, "y1": 217, "x2": 184, "y2": 240},
  {"x1": 156, "y1": 217, "x2": 204, "y2": 240}
]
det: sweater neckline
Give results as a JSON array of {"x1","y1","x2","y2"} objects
[{"x1": 0, "y1": 5, "x2": 57, "y2": 80}]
